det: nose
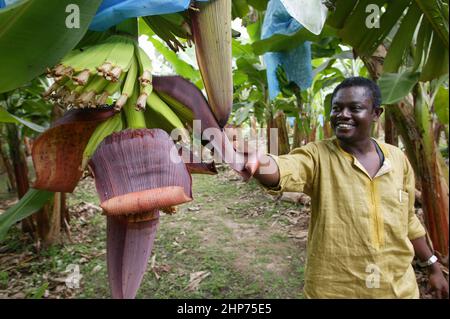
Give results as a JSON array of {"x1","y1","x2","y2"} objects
[{"x1": 337, "y1": 107, "x2": 351, "y2": 119}]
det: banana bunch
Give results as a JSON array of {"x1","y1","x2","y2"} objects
[{"x1": 43, "y1": 35, "x2": 153, "y2": 111}]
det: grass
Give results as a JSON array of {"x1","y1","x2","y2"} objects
[{"x1": 0, "y1": 168, "x2": 307, "y2": 299}]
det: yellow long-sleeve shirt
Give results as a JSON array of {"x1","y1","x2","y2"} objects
[{"x1": 267, "y1": 137, "x2": 426, "y2": 298}]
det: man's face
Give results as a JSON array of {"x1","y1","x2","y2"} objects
[{"x1": 330, "y1": 86, "x2": 382, "y2": 144}]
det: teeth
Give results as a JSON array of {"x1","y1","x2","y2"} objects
[{"x1": 337, "y1": 124, "x2": 353, "y2": 129}]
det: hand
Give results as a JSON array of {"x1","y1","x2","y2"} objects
[
  {"x1": 428, "y1": 265, "x2": 449, "y2": 299},
  {"x1": 233, "y1": 139, "x2": 265, "y2": 181}
]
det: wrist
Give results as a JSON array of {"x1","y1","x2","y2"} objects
[{"x1": 417, "y1": 254, "x2": 438, "y2": 268}]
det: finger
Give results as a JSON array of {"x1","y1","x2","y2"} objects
[{"x1": 245, "y1": 161, "x2": 258, "y2": 176}]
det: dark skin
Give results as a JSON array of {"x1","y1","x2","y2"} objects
[
  {"x1": 330, "y1": 86, "x2": 382, "y2": 178},
  {"x1": 244, "y1": 85, "x2": 448, "y2": 298}
]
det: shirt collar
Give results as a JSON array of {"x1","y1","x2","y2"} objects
[{"x1": 332, "y1": 137, "x2": 393, "y2": 179}]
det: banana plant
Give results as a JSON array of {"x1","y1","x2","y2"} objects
[{"x1": 1, "y1": 17, "x2": 248, "y2": 299}]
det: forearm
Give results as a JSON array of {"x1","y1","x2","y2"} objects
[
  {"x1": 252, "y1": 154, "x2": 280, "y2": 188},
  {"x1": 410, "y1": 236, "x2": 441, "y2": 273}
]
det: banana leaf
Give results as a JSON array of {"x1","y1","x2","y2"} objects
[
  {"x1": 378, "y1": 71, "x2": 421, "y2": 105},
  {"x1": 434, "y1": 86, "x2": 449, "y2": 125},
  {"x1": 0, "y1": 188, "x2": 54, "y2": 242},
  {"x1": 0, "y1": 106, "x2": 45, "y2": 132},
  {"x1": 0, "y1": 0, "x2": 102, "y2": 93}
]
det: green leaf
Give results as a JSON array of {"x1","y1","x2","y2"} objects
[
  {"x1": 415, "y1": 0, "x2": 449, "y2": 47},
  {"x1": 384, "y1": 3, "x2": 422, "y2": 73},
  {"x1": 337, "y1": 0, "x2": 386, "y2": 53},
  {"x1": 0, "y1": 189, "x2": 53, "y2": 242},
  {"x1": 246, "y1": 20, "x2": 262, "y2": 42},
  {"x1": 434, "y1": 86, "x2": 449, "y2": 125},
  {"x1": 232, "y1": 38, "x2": 254, "y2": 58},
  {"x1": 413, "y1": 17, "x2": 432, "y2": 71},
  {"x1": 252, "y1": 24, "x2": 336, "y2": 55},
  {"x1": 0, "y1": 0, "x2": 102, "y2": 93},
  {"x1": 232, "y1": 0, "x2": 249, "y2": 19},
  {"x1": 31, "y1": 282, "x2": 49, "y2": 299},
  {"x1": 378, "y1": 71, "x2": 420, "y2": 104},
  {"x1": 147, "y1": 36, "x2": 202, "y2": 87},
  {"x1": 356, "y1": 0, "x2": 410, "y2": 56},
  {"x1": 326, "y1": 0, "x2": 358, "y2": 29},
  {"x1": 247, "y1": 0, "x2": 268, "y2": 11},
  {"x1": 420, "y1": 34, "x2": 449, "y2": 82},
  {"x1": 0, "y1": 107, "x2": 45, "y2": 132}
]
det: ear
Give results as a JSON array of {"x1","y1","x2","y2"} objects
[{"x1": 373, "y1": 107, "x2": 383, "y2": 121}]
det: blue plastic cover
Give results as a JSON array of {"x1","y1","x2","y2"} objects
[
  {"x1": 261, "y1": 0, "x2": 312, "y2": 99},
  {"x1": 90, "y1": 0, "x2": 209, "y2": 31},
  {"x1": 0, "y1": 0, "x2": 21, "y2": 9}
]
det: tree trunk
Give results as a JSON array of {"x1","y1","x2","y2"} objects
[
  {"x1": 307, "y1": 125, "x2": 317, "y2": 143},
  {"x1": 0, "y1": 138, "x2": 16, "y2": 192},
  {"x1": 274, "y1": 111, "x2": 290, "y2": 155},
  {"x1": 362, "y1": 47, "x2": 449, "y2": 262},
  {"x1": 6, "y1": 124, "x2": 35, "y2": 234},
  {"x1": 384, "y1": 108, "x2": 398, "y2": 146},
  {"x1": 266, "y1": 109, "x2": 275, "y2": 154},
  {"x1": 36, "y1": 193, "x2": 63, "y2": 246},
  {"x1": 292, "y1": 118, "x2": 303, "y2": 148},
  {"x1": 323, "y1": 121, "x2": 333, "y2": 139}
]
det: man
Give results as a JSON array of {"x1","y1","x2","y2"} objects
[{"x1": 244, "y1": 77, "x2": 448, "y2": 298}]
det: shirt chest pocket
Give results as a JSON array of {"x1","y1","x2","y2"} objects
[{"x1": 382, "y1": 189, "x2": 409, "y2": 239}]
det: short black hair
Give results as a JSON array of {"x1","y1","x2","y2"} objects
[{"x1": 331, "y1": 77, "x2": 382, "y2": 109}]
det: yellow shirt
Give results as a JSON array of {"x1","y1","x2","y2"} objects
[{"x1": 267, "y1": 137, "x2": 426, "y2": 298}]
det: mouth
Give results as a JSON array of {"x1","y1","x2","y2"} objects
[{"x1": 335, "y1": 122, "x2": 356, "y2": 130}]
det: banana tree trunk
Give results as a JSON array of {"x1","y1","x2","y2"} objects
[
  {"x1": 266, "y1": 110, "x2": 275, "y2": 154},
  {"x1": 384, "y1": 108, "x2": 398, "y2": 146},
  {"x1": 6, "y1": 123, "x2": 35, "y2": 234},
  {"x1": 274, "y1": 111, "x2": 290, "y2": 155},
  {"x1": 293, "y1": 117, "x2": 303, "y2": 148},
  {"x1": 323, "y1": 121, "x2": 333, "y2": 139},
  {"x1": 0, "y1": 137, "x2": 16, "y2": 192},
  {"x1": 363, "y1": 50, "x2": 449, "y2": 262}
]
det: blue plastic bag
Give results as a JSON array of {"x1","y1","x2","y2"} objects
[
  {"x1": 0, "y1": 0, "x2": 21, "y2": 9},
  {"x1": 90, "y1": 0, "x2": 209, "y2": 31},
  {"x1": 262, "y1": 0, "x2": 312, "y2": 99}
]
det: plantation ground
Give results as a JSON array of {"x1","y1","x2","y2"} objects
[
  {"x1": 0, "y1": 166, "x2": 437, "y2": 299},
  {"x1": 0, "y1": 167, "x2": 310, "y2": 299}
]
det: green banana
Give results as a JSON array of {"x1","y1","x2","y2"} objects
[
  {"x1": 76, "y1": 75, "x2": 110, "y2": 107},
  {"x1": 134, "y1": 46, "x2": 153, "y2": 110},
  {"x1": 102, "y1": 35, "x2": 135, "y2": 82},
  {"x1": 123, "y1": 86, "x2": 147, "y2": 129},
  {"x1": 115, "y1": 56, "x2": 138, "y2": 111},
  {"x1": 156, "y1": 91, "x2": 194, "y2": 125},
  {"x1": 147, "y1": 92, "x2": 184, "y2": 134}
]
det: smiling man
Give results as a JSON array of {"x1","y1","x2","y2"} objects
[{"x1": 245, "y1": 77, "x2": 448, "y2": 298}]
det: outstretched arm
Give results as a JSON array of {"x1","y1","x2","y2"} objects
[{"x1": 248, "y1": 154, "x2": 280, "y2": 188}]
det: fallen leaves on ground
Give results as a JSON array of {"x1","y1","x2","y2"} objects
[{"x1": 186, "y1": 271, "x2": 210, "y2": 291}]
